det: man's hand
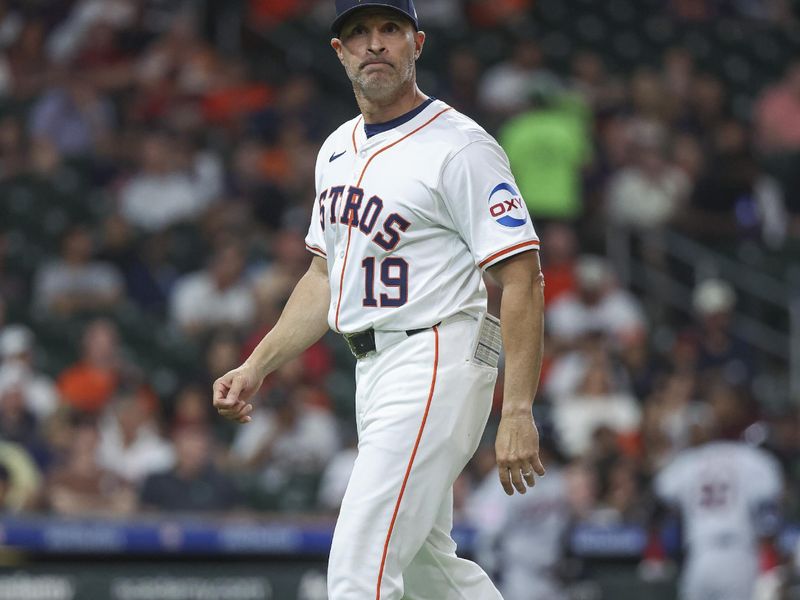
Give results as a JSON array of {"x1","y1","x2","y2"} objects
[
  {"x1": 211, "y1": 257, "x2": 331, "y2": 425},
  {"x1": 495, "y1": 414, "x2": 546, "y2": 495},
  {"x1": 212, "y1": 363, "x2": 265, "y2": 424}
]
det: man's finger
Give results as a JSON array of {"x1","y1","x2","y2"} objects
[
  {"x1": 226, "y1": 376, "x2": 245, "y2": 405},
  {"x1": 217, "y1": 408, "x2": 237, "y2": 420},
  {"x1": 510, "y1": 466, "x2": 527, "y2": 494},
  {"x1": 523, "y1": 464, "x2": 536, "y2": 488},
  {"x1": 532, "y1": 455, "x2": 546, "y2": 476},
  {"x1": 217, "y1": 400, "x2": 245, "y2": 419},
  {"x1": 498, "y1": 466, "x2": 514, "y2": 496},
  {"x1": 212, "y1": 378, "x2": 230, "y2": 408},
  {"x1": 234, "y1": 403, "x2": 254, "y2": 419}
]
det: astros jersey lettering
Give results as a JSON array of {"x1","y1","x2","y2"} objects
[{"x1": 304, "y1": 98, "x2": 539, "y2": 333}]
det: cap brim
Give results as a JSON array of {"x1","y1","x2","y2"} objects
[{"x1": 332, "y1": 3, "x2": 417, "y2": 35}]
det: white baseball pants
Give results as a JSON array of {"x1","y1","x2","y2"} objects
[{"x1": 327, "y1": 315, "x2": 503, "y2": 600}]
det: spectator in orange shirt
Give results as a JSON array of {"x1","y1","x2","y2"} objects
[
  {"x1": 249, "y1": 0, "x2": 314, "y2": 27},
  {"x1": 57, "y1": 318, "x2": 124, "y2": 413},
  {"x1": 466, "y1": 0, "x2": 534, "y2": 29},
  {"x1": 202, "y1": 59, "x2": 273, "y2": 127}
]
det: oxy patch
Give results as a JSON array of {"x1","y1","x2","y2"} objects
[{"x1": 488, "y1": 183, "x2": 527, "y2": 228}]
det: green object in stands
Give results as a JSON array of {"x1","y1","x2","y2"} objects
[{"x1": 500, "y1": 92, "x2": 591, "y2": 221}]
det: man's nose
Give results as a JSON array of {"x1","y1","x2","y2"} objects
[{"x1": 367, "y1": 30, "x2": 386, "y2": 53}]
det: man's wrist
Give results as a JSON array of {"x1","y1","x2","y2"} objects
[
  {"x1": 500, "y1": 401, "x2": 534, "y2": 419},
  {"x1": 243, "y1": 356, "x2": 269, "y2": 380}
]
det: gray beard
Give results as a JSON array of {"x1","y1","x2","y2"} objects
[{"x1": 348, "y1": 59, "x2": 416, "y2": 105}]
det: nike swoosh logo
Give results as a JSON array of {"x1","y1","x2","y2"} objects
[{"x1": 329, "y1": 150, "x2": 346, "y2": 162}]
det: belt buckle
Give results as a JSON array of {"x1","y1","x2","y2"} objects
[{"x1": 343, "y1": 330, "x2": 375, "y2": 359}]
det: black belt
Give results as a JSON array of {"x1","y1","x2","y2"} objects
[{"x1": 343, "y1": 323, "x2": 439, "y2": 359}]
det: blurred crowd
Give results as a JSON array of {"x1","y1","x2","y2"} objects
[{"x1": 0, "y1": 0, "x2": 799, "y2": 579}]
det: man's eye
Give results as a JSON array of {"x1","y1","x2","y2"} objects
[{"x1": 385, "y1": 23, "x2": 398, "y2": 32}]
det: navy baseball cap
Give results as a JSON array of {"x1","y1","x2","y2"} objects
[{"x1": 332, "y1": 0, "x2": 419, "y2": 35}]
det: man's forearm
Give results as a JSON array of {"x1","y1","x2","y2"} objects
[
  {"x1": 498, "y1": 273, "x2": 545, "y2": 417},
  {"x1": 245, "y1": 260, "x2": 331, "y2": 377}
]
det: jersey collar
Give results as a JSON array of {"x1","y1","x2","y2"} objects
[
  {"x1": 364, "y1": 97, "x2": 435, "y2": 139},
  {"x1": 352, "y1": 98, "x2": 445, "y2": 154}
]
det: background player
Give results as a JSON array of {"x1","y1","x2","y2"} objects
[
  {"x1": 213, "y1": 0, "x2": 547, "y2": 598},
  {"x1": 653, "y1": 410, "x2": 784, "y2": 600},
  {"x1": 467, "y1": 434, "x2": 574, "y2": 600}
]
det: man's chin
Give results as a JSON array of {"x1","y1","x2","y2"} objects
[
  {"x1": 361, "y1": 70, "x2": 393, "y2": 81},
  {"x1": 357, "y1": 76, "x2": 398, "y2": 95}
]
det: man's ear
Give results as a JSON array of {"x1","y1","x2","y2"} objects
[
  {"x1": 414, "y1": 30, "x2": 426, "y2": 60},
  {"x1": 331, "y1": 38, "x2": 345, "y2": 64}
]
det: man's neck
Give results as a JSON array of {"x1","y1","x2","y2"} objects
[{"x1": 356, "y1": 83, "x2": 427, "y2": 125}]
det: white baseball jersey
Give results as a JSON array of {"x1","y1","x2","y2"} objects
[
  {"x1": 655, "y1": 441, "x2": 783, "y2": 552},
  {"x1": 656, "y1": 441, "x2": 783, "y2": 600},
  {"x1": 304, "y1": 98, "x2": 539, "y2": 333}
]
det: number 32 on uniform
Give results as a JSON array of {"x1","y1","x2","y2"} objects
[{"x1": 361, "y1": 257, "x2": 408, "y2": 307}]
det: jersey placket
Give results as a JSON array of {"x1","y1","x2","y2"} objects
[{"x1": 332, "y1": 126, "x2": 373, "y2": 332}]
